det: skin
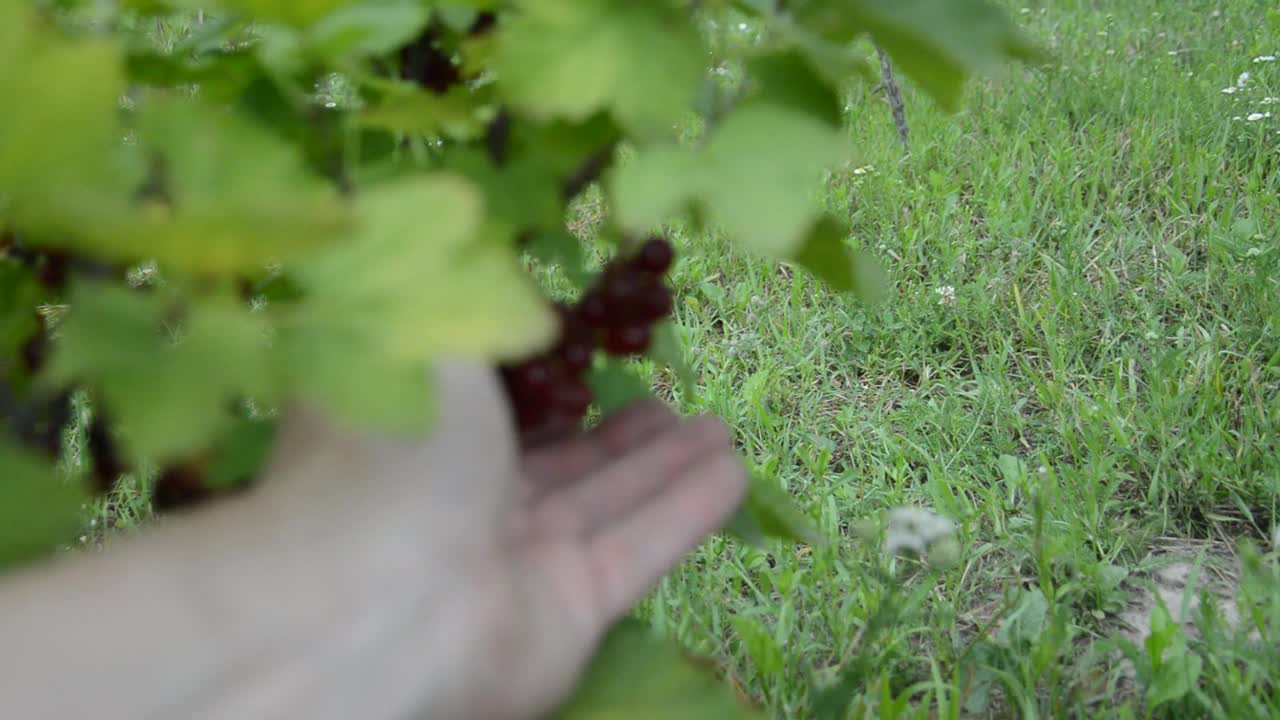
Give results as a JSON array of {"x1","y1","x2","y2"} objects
[{"x1": 0, "y1": 361, "x2": 747, "y2": 719}]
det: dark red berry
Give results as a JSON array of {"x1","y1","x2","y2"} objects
[
  {"x1": 635, "y1": 281, "x2": 673, "y2": 322},
  {"x1": 603, "y1": 267, "x2": 641, "y2": 307},
  {"x1": 633, "y1": 237, "x2": 674, "y2": 276},
  {"x1": 580, "y1": 289, "x2": 609, "y2": 328},
  {"x1": 551, "y1": 379, "x2": 593, "y2": 417},
  {"x1": 558, "y1": 341, "x2": 593, "y2": 373},
  {"x1": 604, "y1": 325, "x2": 651, "y2": 356},
  {"x1": 510, "y1": 360, "x2": 554, "y2": 400}
]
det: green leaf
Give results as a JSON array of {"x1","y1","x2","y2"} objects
[
  {"x1": 557, "y1": 618, "x2": 761, "y2": 719},
  {"x1": 587, "y1": 359, "x2": 653, "y2": 416},
  {"x1": 357, "y1": 84, "x2": 489, "y2": 139},
  {"x1": 649, "y1": 321, "x2": 698, "y2": 400},
  {"x1": 43, "y1": 285, "x2": 276, "y2": 465},
  {"x1": 207, "y1": 416, "x2": 279, "y2": 490},
  {"x1": 1144, "y1": 603, "x2": 1202, "y2": 709},
  {"x1": 280, "y1": 324, "x2": 436, "y2": 434},
  {"x1": 727, "y1": 471, "x2": 825, "y2": 547},
  {"x1": 125, "y1": 49, "x2": 263, "y2": 102},
  {"x1": 744, "y1": 50, "x2": 846, "y2": 128},
  {"x1": 790, "y1": 216, "x2": 886, "y2": 301},
  {"x1": 85, "y1": 98, "x2": 352, "y2": 274},
  {"x1": 0, "y1": 444, "x2": 89, "y2": 570},
  {"x1": 494, "y1": 0, "x2": 703, "y2": 138},
  {"x1": 526, "y1": 228, "x2": 590, "y2": 288},
  {"x1": 613, "y1": 103, "x2": 849, "y2": 259},
  {"x1": 445, "y1": 148, "x2": 565, "y2": 231},
  {"x1": 306, "y1": 2, "x2": 432, "y2": 57},
  {"x1": 204, "y1": 0, "x2": 352, "y2": 27},
  {"x1": 730, "y1": 616, "x2": 784, "y2": 677},
  {"x1": 797, "y1": 0, "x2": 1045, "y2": 111},
  {"x1": 0, "y1": 2, "x2": 131, "y2": 235},
  {"x1": 286, "y1": 175, "x2": 553, "y2": 431},
  {"x1": 997, "y1": 587, "x2": 1048, "y2": 649},
  {"x1": 0, "y1": 258, "x2": 42, "y2": 362}
]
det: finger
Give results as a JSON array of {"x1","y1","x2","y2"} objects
[
  {"x1": 585, "y1": 450, "x2": 747, "y2": 621},
  {"x1": 525, "y1": 415, "x2": 732, "y2": 537},
  {"x1": 521, "y1": 399, "x2": 677, "y2": 491}
]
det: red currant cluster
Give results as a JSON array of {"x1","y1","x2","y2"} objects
[{"x1": 501, "y1": 236, "x2": 675, "y2": 439}]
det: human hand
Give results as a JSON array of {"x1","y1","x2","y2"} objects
[{"x1": 250, "y1": 360, "x2": 747, "y2": 719}]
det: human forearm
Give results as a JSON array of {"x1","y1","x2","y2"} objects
[{"x1": 0, "y1": 491, "x2": 411, "y2": 720}]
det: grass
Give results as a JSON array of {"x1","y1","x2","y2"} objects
[
  {"x1": 626, "y1": 0, "x2": 1280, "y2": 717},
  {"x1": 71, "y1": 0, "x2": 1280, "y2": 717}
]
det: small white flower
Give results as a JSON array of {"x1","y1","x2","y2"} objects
[
  {"x1": 885, "y1": 507, "x2": 956, "y2": 557},
  {"x1": 1020, "y1": 7, "x2": 1031, "y2": 14},
  {"x1": 1247, "y1": 112, "x2": 1264, "y2": 121},
  {"x1": 323, "y1": 101, "x2": 337, "y2": 108},
  {"x1": 934, "y1": 285, "x2": 956, "y2": 306},
  {"x1": 1254, "y1": 55, "x2": 1277, "y2": 63},
  {"x1": 737, "y1": 22, "x2": 748, "y2": 31},
  {"x1": 1233, "y1": 115, "x2": 1243, "y2": 121},
  {"x1": 851, "y1": 165, "x2": 874, "y2": 175},
  {"x1": 1238, "y1": 71, "x2": 1251, "y2": 87},
  {"x1": 1262, "y1": 97, "x2": 1279, "y2": 105},
  {"x1": 1222, "y1": 86, "x2": 1238, "y2": 94}
]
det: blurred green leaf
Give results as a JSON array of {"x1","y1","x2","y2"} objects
[
  {"x1": 0, "y1": 259, "x2": 42, "y2": 361},
  {"x1": 1144, "y1": 603, "x2": 1202, "y2": 709},
  {"x1": 796, "y1": 0, "x2": 1045, "y2": 111},
  {"x1": 445, "y1": 148, "x2": 565, "y2": 231},
  {"x1": 745, "y1": 50, "x2": 846, "y2": 128},
  {"x1": 280, "y1": 324, "x2": 435, "y2": 434},
  {"x1": 727, "y1": 471, "x2": 825, "y2": 547},
  {"x1": 358, "y1": 84, "x2": 488, "y2": 138},
  {"x1": 44, "y1": 285, "x2": 275, "y2": 465},
  {"x1": 87, "y1": 98, "x2": 352, "y2": 274},
  {"x1": 306, "y1": 1, "x2": 432, "y2": 57},
  {"x1": 558, "y1": 618, "x2": 762, "y2": 719},
  {"x1": 526, "y1": 228, "x2": 589, "y2": 288},
  {"x1": 0, "y1": 444, "x2": 89, "y2": 570},
  {"x1": 495, "y1": 0, "x2": 702, "y2": 138},
  {"x1": 649, "y1": 321, "x2": 698, "y2": 400},
  {"x1": 587, "y1": 359, "x2": 652, "y2": 416},
  {"x1": 731, "y1": 616, "x2": 785, "y2": 677},
  {"x1": 287, "y1": 175, "x2": 553, "y2": 430},
  {"x1": 0, "y1": 2, "x2": 131, "y2": 236},
  {"x1": 207, "y1": 416, "x2": 279, "y2": 490},
  {"x1": 791, "y1": 216, "x2": 886, "y2": 301},
  {"x1": 614, "y1": 102, "x2": 848, "y2": 259}
]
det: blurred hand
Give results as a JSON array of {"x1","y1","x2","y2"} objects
[{"x1": 253, "y1": 361, "x2": 746, "y2": 719}]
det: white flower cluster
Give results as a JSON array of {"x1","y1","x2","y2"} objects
[
  {"x1": 934, "y1": 285, "x2": 956, "y2": 306},
  {"x1": 885, "y1": 507, "x2": 957, "y2": 557},
  {"x1": 1221, "y1": 61, "x2": 1277, "y2": 127}
]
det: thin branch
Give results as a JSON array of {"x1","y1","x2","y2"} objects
[{"x1": 875, "y1": 45, "x2": 910, "y2": 157}]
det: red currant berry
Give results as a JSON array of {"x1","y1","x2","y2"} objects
[
  {"x1": 604, "y1": 325, "x2": 651, "y2": 355},
  {"x1": 633, "y1": 237, "x2": 674, "y2": 276}
]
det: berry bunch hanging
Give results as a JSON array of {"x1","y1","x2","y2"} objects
[{"x1": 500, "y1": 236, "x2": 675, "y2": 441}]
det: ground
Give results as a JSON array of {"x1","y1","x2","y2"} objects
[{"x1": 624, "y1": 1, "x2": 1278, "y2": 716}]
